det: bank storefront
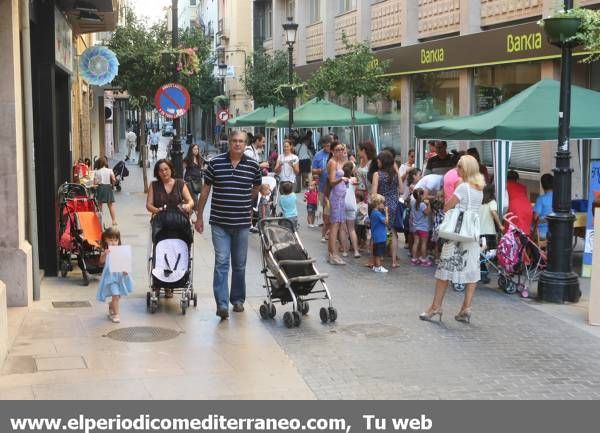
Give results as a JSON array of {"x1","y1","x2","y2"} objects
[{"x1": 373, "y1": 21, "x2": 600, "y2": 177}]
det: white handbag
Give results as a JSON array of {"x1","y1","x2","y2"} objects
[{"x1": 437, "y1": 185, "x2": 480, "y2": 243}]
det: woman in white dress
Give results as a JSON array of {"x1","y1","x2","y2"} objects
[
  {"x1": 274, "y1": 139, "x2": 300, "y2": 192},
  {"x1": 419, "y1": 155, "x2": 484, "y2": 324}
]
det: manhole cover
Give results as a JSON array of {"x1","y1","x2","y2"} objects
[
  {"x1": 336, "y1": 323, "x2": 407, "y2": 340},
  {"x1": 52, "y1": 301, "x2": 91, "y2": 308},
  {"x1": 104, "y1": 326, "x2": 181, "y2": 342}
]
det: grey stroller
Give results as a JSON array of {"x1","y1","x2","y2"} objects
[{"x1": 258, "y1": 217, "x2": 337, "y2": 328}]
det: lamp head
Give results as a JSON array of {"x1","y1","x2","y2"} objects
[{"x1": 282, "y1": 17, "x2": 298, "y2": 47}]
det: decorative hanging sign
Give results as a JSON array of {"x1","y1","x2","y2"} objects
[
  {"x1": 154, "y1": 83, "x2": 191, "y2": 119},
  {"x1": 79, "y1": 46, "x2": 119, "y2": 86}
]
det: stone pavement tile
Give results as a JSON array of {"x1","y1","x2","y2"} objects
[
  {"x1": 35, "y1": 356, "x2": 87, "y2": 372},
  {"x1": 0, "y1": 386, "x2": 35, "y2": 400},
  {"x1": 32, "y1": 379, "x2": 152, "y2": 400},
  {"x1": 8, "y1": 337, "x2": 57, "y2": 357},
  {"x1": 142, "y1": 375, "x2": 236, "y2": 400}
]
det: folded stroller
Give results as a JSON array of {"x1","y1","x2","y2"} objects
[
  {"x1": 113, "y1": 160, "x2": 129, "y2": 192},
  {"x1": 147, "y1": 210, "x2": 196, "y2": 314},
  {"x1": 57, "y1": 183, "x2": 103, "y2": 285},
  {"x1": 258, "y1": 217, "x2": 337, "y2": 328}
]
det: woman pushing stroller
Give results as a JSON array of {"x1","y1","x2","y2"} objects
[{"x1": 146, "y1": 159, "x2": 195, "y2": 300}]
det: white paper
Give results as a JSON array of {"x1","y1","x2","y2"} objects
[{"x1": 108, "y1": 245, "x2": 132, "y2": 274}]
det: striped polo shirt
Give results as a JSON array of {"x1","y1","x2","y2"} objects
[{"x1": 204, "y1": 152, "x2": 262, "y2": 228}]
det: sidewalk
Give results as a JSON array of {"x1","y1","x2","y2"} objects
[{"x1": 0, "y1": 138, "x2": 314, "y2": 400}]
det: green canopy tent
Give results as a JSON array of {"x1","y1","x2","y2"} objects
[
  {"x1": 414, "y1": 79, "x2": 600, "y2": 212},
  {"x1": 265, "y1": 98, "x2": 381, "y2": 153},
  {"x1": 227, "y1": 105, "x2": 287, "y2": 127}
]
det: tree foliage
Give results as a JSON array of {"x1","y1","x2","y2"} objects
[
  {"x1": 307, "y1": 36, "x2": 391, "y2": 116},
  {"x1": 107, "y1": 10, "x2": 218, "y2": 110},
  {"x1": 242, "y1": 47, "x2": 292, "y2": 111}
]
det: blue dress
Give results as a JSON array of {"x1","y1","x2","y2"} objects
[{"x1": 96, "y1": 262, "x2": 134, "y2": 301}]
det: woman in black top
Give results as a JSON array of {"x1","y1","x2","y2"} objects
[{"x1": 183, "y1": 144, "x2": 204, "y2": 204}]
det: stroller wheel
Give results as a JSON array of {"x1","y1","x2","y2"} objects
[
  {"x1": 452, "y1": 283, "x2": 465, "y2": 292},
  {"x1": 328, "y1": 307, "x2": 338, "y2": 322},
  {"x1": 299, "y1": 300, "x2": 309, "y2": 315},
  {"x1": 292, "y1": 311, "x2": 301, "y2": 327},
  {"x1": 259, "y1": 304, "x2": 269, "y2": 320},
  {"x1": 81, "y1": 271, "x2": 89, "y2": 286},
  {"x1": 319, "y1": 307, "x2": 330, "y2": 323},
  {"x1": 116, "y1": 184, "x2": 122, "y2": 192},
  {"x1": 150, "y1": 301, "x2": 158, "y2": 314},
  {"x1": 269, "y1": 304, "x2": 276, "y2": 318},
  {"x1": 505, "y1": 281, "x2": 517, "y2": 295},
  {"x1": 192, "y1": 293, "x2": 198, "y2": 307},
  {"x1": 283, "y1": 311, "x2": 294, "y2": 328},
  {"x1": 146, "y1": 292, "x2": 151, "y2": 309},
  {"x1": 60, "y1": 260, "x2": 70, "y2": 278},
  {"x1": 498, "y1": 275, "x2": 508, "y2": 291},
  {"x1": 181, "y1": 300, "x2": 187, "y2": 315}
]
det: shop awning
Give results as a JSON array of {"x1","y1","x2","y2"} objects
[
  {"x1": 415, "y1": 79, "x2": 600, "y2": 141},
  {"x1": 265, "y1": 98, "x2": 379, "y2": 128},
  {"x1": 60, "y1": 0, "x2": 119, "y2": 34},
  {"x1": 228, "y1": 105, "x2": 287, "y2": 127}
]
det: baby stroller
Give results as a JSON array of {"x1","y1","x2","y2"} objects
[
  {"x1": 57, "y1": 182, "x2": 104, "y2": 285},
  {"x1": 494, "y1": 214, "x2": 547, "y2": 298},
  {"x1": 147, "y1": 209, "x2": 196, "y2": 314},
  {"x1": 112, "y1": 160, "x2": 129, "y2": 192},
  {"x1": 258, "y1": 217, "x2": 336, "y2": 328}
]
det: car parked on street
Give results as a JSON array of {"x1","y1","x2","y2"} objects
[{"x1": 162, "y1": 121, "x2": 174, "y2": 137}]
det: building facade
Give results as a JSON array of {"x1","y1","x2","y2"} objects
[
  {"x1": 256, "y1": 0, "x2": 600, "y2": 196},
  {"x1": 0, "y1": 0, "x2": 119, "y2": 367}
]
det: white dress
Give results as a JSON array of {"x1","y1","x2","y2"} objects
[{"x1": 435, "y1": 183, "x2": 483, "y2": 284}]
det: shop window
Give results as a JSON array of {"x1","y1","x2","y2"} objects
[
  {"x1": 366, "y1": 78, "x2": 402, "y2": 155},
  {"x1": 474, "y1": 63, "x2": 541, "y2": 171},
  {"x1": 412, "y1": 71, "x2": 459, "y2": 125}
]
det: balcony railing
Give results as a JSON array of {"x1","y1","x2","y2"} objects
[
  {"x1": 335, "y1": 9, "x2": 358, "y2": 54},
  {"x1": 306, "y1": 22, "x2": 324, "y2": 62},
  {"x1": 481, "y1": 0, "x2": 542, "y2": 27},
  {"x1": 371, "y1": 0, "x2": 402, "y2": 49},
  {"x1": 418, "y1": 0, "x2": 460, "y2": 39}
]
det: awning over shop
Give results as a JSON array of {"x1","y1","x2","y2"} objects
[
  {"x1": 59, "y1": 0, "x2": 119, "y2": 34},
  {"x1": 228, "y1": 105, "x2": 287, "y2": 127},
  {"x1": 265, "y1": 98, "x2": 379, "y2": 128},
  {"x1": 415, "y1": 79, "x2": 600, "y2": 141}
]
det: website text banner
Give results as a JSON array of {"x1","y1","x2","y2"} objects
[{"x1": 1, "y1": 401, "x2": 598, "y2": 433}]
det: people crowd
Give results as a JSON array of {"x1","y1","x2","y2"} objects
[{"x1": 90, "y1": 128, "x2": 557, "y2": 326}]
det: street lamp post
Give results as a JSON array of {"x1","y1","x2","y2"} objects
[
  {"x1": 282, "y1": 17, "x2": 298, "y2": 135},
  {"x1": 170, "y1": 0, "x2": 183, "y2": 178},
  {"x1": 537, "y1": 0, "x2": 581, "y2": 303}
]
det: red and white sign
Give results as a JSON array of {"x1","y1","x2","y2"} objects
[
  {"x1": 217, "y1": 109, "x2": 230, "y2": 123},
  {"x1": 154, "y1": 83, "x2": 191, "y2": 119}
]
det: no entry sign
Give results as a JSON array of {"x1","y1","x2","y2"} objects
[
  {"x1": 217, "y1": 109, "x2": 230, "y2": 123},
  {"x1": 154, "y1": 83, "x2": 191, "y2": 119}
]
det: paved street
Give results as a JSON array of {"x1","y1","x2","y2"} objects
[{"x1": 2, "y1": 138, "x2": 600, "y2": 400}]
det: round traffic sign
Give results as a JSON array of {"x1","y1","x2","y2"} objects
[
  {"x1": 217, "y1": 110, "x2": 230, "y2": 123},
  {"x1": 154, "y1": 83, "x2": 191, "y2": 119}
]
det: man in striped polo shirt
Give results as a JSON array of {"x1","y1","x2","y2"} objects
[{"x1": 194, "y1": 130, "x2": 262, "y2": 319}]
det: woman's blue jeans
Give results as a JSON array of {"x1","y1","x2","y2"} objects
[{"x1": 211, "y1": 224, "x2": 249, "y2": 310}]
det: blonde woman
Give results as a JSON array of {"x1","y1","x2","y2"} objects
[{"x1": 419, "y1": 155, "x2": 484, "y2": 324}]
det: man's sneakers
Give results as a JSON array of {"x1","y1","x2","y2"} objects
[
  {"x1": 216, "y1": 308, "x2": 229, "y2": 320},
  {"x1": 233, "y1": 303, "x2": 245, "y2": 313},
  {"x1": 373, "y1": 266, "x2": 389, "y2": 273}
]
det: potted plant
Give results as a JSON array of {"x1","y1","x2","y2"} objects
[{"x1": 539, "y1": 6, "x2": 600, "y2": 61}]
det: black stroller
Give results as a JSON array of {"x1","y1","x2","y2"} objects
[
  {"x1": 113, "y1": 160, "x2": 129, "y2": 192},
  {"x1": 258, "y1": 217, "x2": 337, "y2": 328},
  {"x1": 147, "y1": 210, "x2": 197, "y2": 314}
]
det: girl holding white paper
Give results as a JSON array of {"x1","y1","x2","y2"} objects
[{"x1": 97, "y1": 227, "x2": 133, "y2": 323}]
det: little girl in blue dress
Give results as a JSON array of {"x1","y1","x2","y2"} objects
[{"x1": 96, "y1": 227, "x2": 133, "y2": 323}]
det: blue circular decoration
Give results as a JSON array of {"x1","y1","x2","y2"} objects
[{"x1": 79, "y1": 46, "x2": 119, "y2": 86}]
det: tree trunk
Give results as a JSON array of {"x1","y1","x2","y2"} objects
[{"x1": 141, "y1": 109, "x2": 148, "y2": 193}]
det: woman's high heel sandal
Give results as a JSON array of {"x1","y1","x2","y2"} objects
[
  {"x1": 419, "y1": 309, "x2": 443, "y2": 322},
  {"x1": 455, "y1": 308, "x2": 472, "y2": 324}
]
